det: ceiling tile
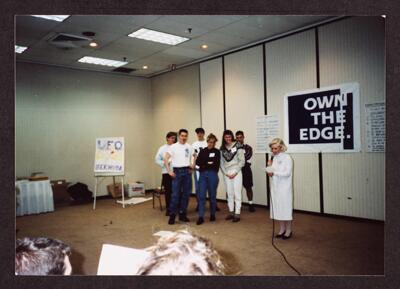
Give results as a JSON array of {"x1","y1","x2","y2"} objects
[
  {"x1": 164, "y1": 15, "x2": 248, "y2": 31},
  {"x1": 144, "y1": 17, "x2": 209, "y2": 38},
  {"x1": 15, "y1": 15, "x2": 63, "y2": 46}
]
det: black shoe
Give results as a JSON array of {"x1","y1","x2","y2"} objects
[
  {"x1": 249, "y1": 205, "x2": 255, "y2": 212},
  {"x1": 210, "y1": 215, "x2": 216, "y2": 222},
  {"x1": 179, "y1": 214, "x2": 190, "y2": 222},
  {"x1": 168, "y1": 215, "x2": 176, "y2": 225},
  {"x1": 225, "y1": 214, "x2": 234, "y2": 220},
  {"x1": 275, "y1": 232, "x2": 285, "y2": 238},
  {"x1": 216, "y1": 206, "x2": 221, "y2": 212},
  {"x1": 196, "y1": 217, "x2": 204, "y2": 225},
  {"x1": 232, "y1": 215, "x2": 240, "y2": 222},
  {"x1": 282, "y1": 232, "x2": 293, "y2": 240}
]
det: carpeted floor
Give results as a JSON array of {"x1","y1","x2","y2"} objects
[{"x1": 15, "y1": 195, "x2": 384, "y2": 276}]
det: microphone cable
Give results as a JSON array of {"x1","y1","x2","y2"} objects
[{"x1": 268, "y1": 161, "x2": 302, "y2": 276}]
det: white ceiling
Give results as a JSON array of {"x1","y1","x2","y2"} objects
[{"x1": 15, "y1": 15, "x2": 333, "y2": 77}]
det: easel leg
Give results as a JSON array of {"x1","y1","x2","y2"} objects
[
  {"x1": 121, "y1": 176, "x2": 125, "y2": 208},
  {"x1": 93, "y1": 177, "x2": 98, "y2": 210}
]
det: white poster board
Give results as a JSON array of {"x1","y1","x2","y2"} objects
[
  {"x1": 284, "y1": 82, "x2": 361, "y2": 153},
  {"x1": 255, "y1": 115, "x2": 280, "y2": 153},
  {"x1": 94, "y1": 137, "x2": 125, "y2": 175},
  {"x1": 365, "y1": 102, "x2": 385, "y2": 152}
]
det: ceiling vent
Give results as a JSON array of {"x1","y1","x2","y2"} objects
[
  {"x1": 113, "y1": 67, "x2": 136, "y2": 73},
  {"x1": 48, "y1": 33, "x2": 92, "y2": 49}
]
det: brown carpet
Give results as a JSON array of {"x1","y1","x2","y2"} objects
[{"x1": 15, "y1": 195, "x2": 384, "y2": 276}]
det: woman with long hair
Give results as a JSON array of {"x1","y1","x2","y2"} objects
[{"x1": 220, "y1": 130, "x2": 245, "y2": 222}]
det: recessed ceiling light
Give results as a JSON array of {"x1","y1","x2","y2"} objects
[
  {"x1": 77, "y1": 56, "x2": 128, "y2": 67},
  {"x1": 31, "y1": 15, "x2": 70, "y2": 22},
  {"x1": 89, "y1": 42, "x2": 98, "y2": 47},
  {"x1": 201, "y1": 44, "x2": 208, "y2": 49},
  {"x1": 128, "y1": 28, "x2": 189, "y2": 45},
  {"x1": 142, "y1": 65, "x2": 148, "y2": 69},
  {"x1": 15, "y1": 45, "x2": 28, "y2": 54}
]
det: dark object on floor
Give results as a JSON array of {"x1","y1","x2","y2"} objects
[
  {"x1": 67, "y1": 182, "x2": 92, "y2": 204},
  {"x1": 51, "y1": 180, "x2": 71, "y2": 207},
  {"x1": 275, "y1": 232, "x2": 285, "y2": 238},
  {"x1": 232, "y1": 216, "x2": 240, "y2": 222},
  {"x1": 168, "y1": 215, "x2": 175, "y2": 225},
  {"x1": 179, "y1": 214, "x2": 190, "y2": 222},
  {"x1": 225, "y1": 214, "x2": 234, "y2": 221},
  {"x1": 196, "y1": 217, "x2": 204, "y2": 225}
]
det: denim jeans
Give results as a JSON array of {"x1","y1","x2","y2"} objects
[
  {"x1": 169, "y1": 167, "x2": 192, "y2": 216},
  {"x1": 198, "y1": 170, "x2": 219, "y2": 218}
]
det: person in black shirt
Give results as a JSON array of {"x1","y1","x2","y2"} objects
[
  {"x1": 235, "y1": 131, "x2": 256, "y2": 212},
  {"x1": 195, "y1": 133, "x2": 221, "y2": 225}
]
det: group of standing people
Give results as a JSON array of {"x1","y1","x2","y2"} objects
[{"x1": 155, "y1": 128, "x2": 294, "y2": 239}]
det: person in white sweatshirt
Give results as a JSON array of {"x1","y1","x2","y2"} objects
[
  {"x1": 154, "y1": 131, "x2": 177, "y2": 216},
  {"x1": 220, "y1": 130, "x2": 245, "y2": 222}
]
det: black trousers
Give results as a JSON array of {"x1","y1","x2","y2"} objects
[{"x1": 162, "y1": 173, "x2": 172, "y2": 212}]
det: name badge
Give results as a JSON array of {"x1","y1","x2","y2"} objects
[
  {"x1": 209, "y1": 153, "x2": 215, "y2": 157},
  {"x1": 231, "y1": 147, "x2": 237, "y2": 153}
]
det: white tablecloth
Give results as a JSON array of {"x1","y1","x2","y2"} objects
[{"x1": 16, "y1": 180, "x2": 54, "y2": 216}]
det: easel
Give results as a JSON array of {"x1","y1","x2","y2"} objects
[{"x1": 93, "y1": 173, "x2": 125, "y2": 209}]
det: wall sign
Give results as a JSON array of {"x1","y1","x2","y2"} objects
[
  {"x1": 365, "y1": 102, "x2": 385, "y2": 152},
  {"x1": 284, "y1": 83, "x2": 361, "y2": 153},
  {"x1": 255, "y1": 115, "x2": 280, "y2": 153},
  {"x1": 94, "y1": 137, "x2": 125, "y2": 175}
]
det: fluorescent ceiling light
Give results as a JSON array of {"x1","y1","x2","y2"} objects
[
  {"x1": 15, "y1": 45, "x2": 28, "y2": 54},
  {"x1": 128, "y1": 28, "x2": 189, "y2": 45},
  {"x1": 78, "y1": 56, "x2": 128, "y2": 67},
  {"x1": 31, "y1": 15, "x2": 70, "y2": 22}
]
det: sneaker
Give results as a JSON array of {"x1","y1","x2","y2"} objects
[
  {"x1": 232, "y1": 215, "x2": 240, "y2": 222},
  {"x1": 179, "y1": 214, "x2": 190, "y2": 222},
  {"x1": 249, "y1": 205, "x2": 255, "y2": 212},
  {"x1": 168, "y1": 215, "x2": 176, "y2": 225},
  {"x1": 210, "y1": 215, "x2": 216, "y2": 222},
  {"x1": 196, "y1": 217, "x2": 204, "y2": 225},
  {"x1": 225, "y1": 214, "x2": 234, "y2": 220}
]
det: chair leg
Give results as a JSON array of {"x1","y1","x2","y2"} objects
[{"x1": 159, "y1": 194, "x2": 163, "y2": 211}]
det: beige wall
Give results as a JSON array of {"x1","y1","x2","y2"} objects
[
  {"x1": 16, "y1": 62, "x2": 153, "y2": 196},
  {"x1": 265, "y1": 30, "x2": 321, "y2": 213},
  {"x1": 319, "y1": 17, "x2": 385, "y2": 220},
  {"x1": 150, "y1": 65, "x2": 201, "y2": 186}
]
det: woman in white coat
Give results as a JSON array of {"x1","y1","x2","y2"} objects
[{"x1": 266, "y1": 138, "x2": 294, "y2": 240}]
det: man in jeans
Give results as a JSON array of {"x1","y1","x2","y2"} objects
[
  {"x1": 154, "y1": 131, "x2": 177, "y2": 216},
  {"x1": 164, "y1": 129, "x2": 195, "y2": 225}
]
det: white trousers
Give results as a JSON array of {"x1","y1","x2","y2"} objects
[{"x1": 223, "y1": 171, "x2": 243, "y2": 215}]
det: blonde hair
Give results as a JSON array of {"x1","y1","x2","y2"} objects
[
  {"x1": 268, "y1": 138, "x2": 287, "y2": 152},
  {"x1": 137, "y1": 230, "x2": 225, "y2": 275}
]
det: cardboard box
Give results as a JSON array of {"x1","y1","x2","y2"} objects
[
  {"x1": 50, "y1": 179, "x2": 71, "y2": 206},
  {"x1": 124, "y1": 183, "x2": 145, "y2": 197},
  {"x1": 107, "y1": 182, "x2": 123, "y2": 198}
]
